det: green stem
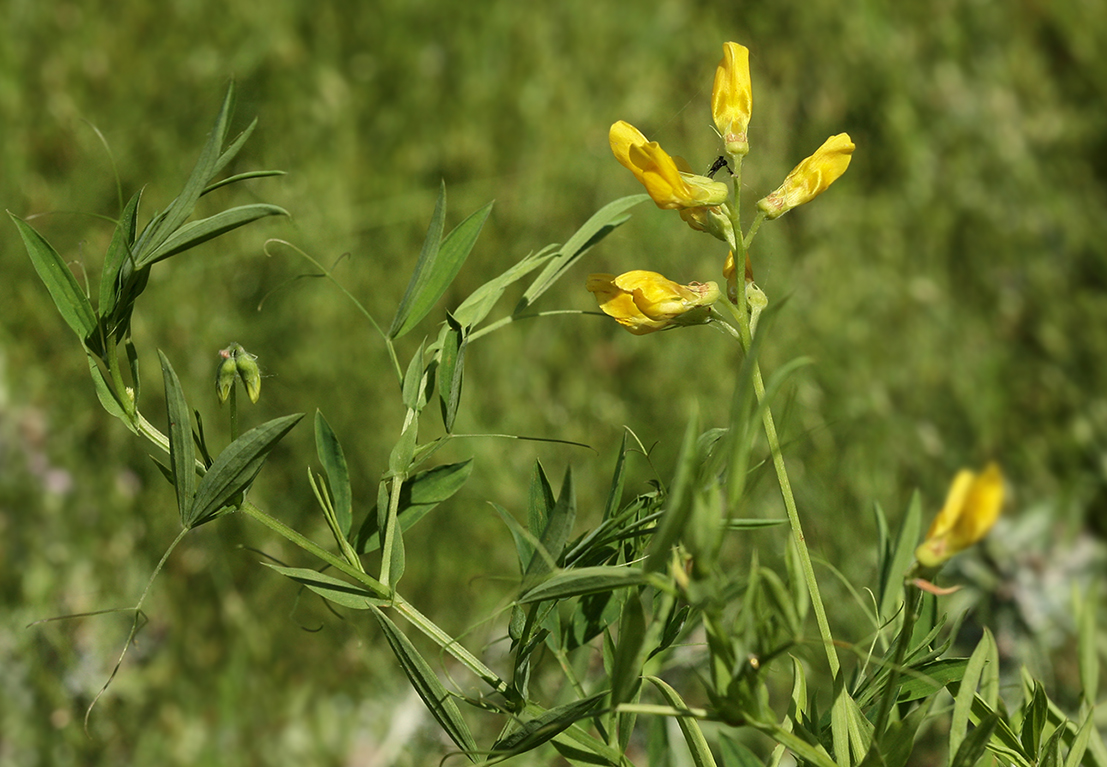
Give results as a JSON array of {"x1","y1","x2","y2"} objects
[{"x1": 229, "y1": 383, "x2": 239, "y2": 442}]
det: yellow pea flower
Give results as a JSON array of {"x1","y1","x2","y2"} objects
[
  {"x1": 586, "y1": 270, "x2": 721, "y2": 335},
  {"x1": 757, "y1": 133, "x2": 855, "y2": 220},
  {"x1": 712, "y1": 42, "x2": 753, "y2": 159},
  {"x1": 609, "y1": 121, "x2": 729, "y2": 211},
  {"x1": 915, "y1": 463, "x2": 1004, "y2": 568}
]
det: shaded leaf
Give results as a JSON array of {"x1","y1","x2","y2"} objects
[
  {"x1": 438, "y1": 313, "x2": 467, "y2": 432},
  {"x1": 452, "y1": 245, "x2": 557, "y2": 328},
  {"x1": 99, "y1": 189, "x2": 142, "y2": 318},
  {"x1": 646, "y1": 676, "x2": 718, "y2": 767},
  {"x1": 950, "y1": 711, "x2": 999, "y2": 767}
]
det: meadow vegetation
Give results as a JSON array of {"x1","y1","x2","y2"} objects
[{"x1": 2, "y1": 2, "x2": 1105, "y2": 765}]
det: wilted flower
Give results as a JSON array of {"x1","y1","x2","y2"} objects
[
  {"x1": 712, "y1": 42, "x2": 753, "y2": 159},
  {"x1": 757, "y1": 133, "x2": 854, "y2": 219},
  {"x1": 915, "y1": 463, "x2": 1004, "y2": 568},
  {"x1": 586, "y1": 270, "x2": 721, "y2": 335},
  {"x1": 609, "y1": 121, "x2": 729, "y2": 211}
]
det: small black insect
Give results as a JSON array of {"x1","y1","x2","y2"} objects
[{"x1": 706, "y1": 155, "x2": 731, "y2": 178}]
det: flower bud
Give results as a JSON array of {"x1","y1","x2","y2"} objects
[
  {"x1": 712, "y1": 42, "x2": 753, "y2": 159},
  {"x1": 586, "y1": 270, "x2": 721, "y2": 335},
  {"x1": 915, "y1": 463, "x2": 1004, "y2": 568},
  {"x1": 216, "y1": 343, "x2": 262, "y2": 404},
  {"x1": 757, "y1": 133, "x2": 854, "y2": 219}
]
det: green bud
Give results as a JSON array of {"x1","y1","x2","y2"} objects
[
  {"x1": 235, "y1": 350, "x2": 261, "y2": 404},
  {"x1": 216, "y1": 351, "x2": 238, "y2": 404}
]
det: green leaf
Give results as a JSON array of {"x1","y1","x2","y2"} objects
[
  {"x1": 525, "y1": 460, "x2": 555, "y2": 567},
  {"x1": 646, "y1": 677, "x2": 718, "y2": 767},
  {"x1": 137, "y1": 203, "x2": 289, "y2": 267},
  {"x1": 134, "y1": 84, "x2": 238, "y2": 262},
  {"x1": 719, "y1": 734, "x2": 764, "y2": 767},
  {"x1": 401, "y1": 340, "x2": 429, "y2": 411},
  {"x1": 879, "y1": 490, "x2": 921, "y2": 621},
  {"x1": 645, "y1": 407, "x2": 700, "y2": 572},
  {"x1": 437, "y1": 313, "x2": 467, "y2": 433},
  {"x1": 515, "y1": 194, "x2": 648, "y2": 313},
  {"x1": 611, "y1": 591, "x2": 647, "y2": 707},
  {"x1": 10, "y1": 213, "x2": 98, "y2": 342},
  {"x1": 201, "y1": 169, "x2": 286, "y2": 196},
  {"x1": 451, "y1": 245, "x2": 556, "y2": 328},
  {"x1": 950, "y1": 711, "x2": 999, "y2": 767},
  {"x1": 353, "y1": 460, "x2": 473, "y2": 553},
  {"x1": 371, "y1": 607, "x2": 478, "y2": 762},
  {"x1": 314, "y1": 411, "x2": 352, "y2": 537},
  {"x1": 99, "y1": 189, "x2": 142, "y2": 318},
  {"x1": 158, "y1": 351, "x2": 196, "y2": 525},
  {"x1": 262, "y1": 563, "x2": 385, "y2": 609},
  {"x1": 896, "y1": 658, "x2": 969, "y2": 703},
  {"x1": 491, "y1": 692, "x2": 605, "y2": 756},
  {"x1": 1020, "y1": 680, "x2": 1048, "y2": 759},
  {"x1": 602, "y1": 433, "x2": 628, "y2": 522},
  {"x1": 1062, "y1": 708, "x2": 1096, "y2": 767},
  {"x1": 186, "y1": 413, "x2": 303, "y2": 528},
  {"x1": 526, "y1": 466, "x2": 576, "y2": 577},
  {"x1": 390, "y1": 182, "x2": 446, "y2": 338},
  {"x1": 518, "y1": 566, "x2": 651, "y2": 604},
  {"x1": 951, "y1": 629, "x2": 997, "y2": 759},
  {"x1": 86, "y1": 354, "x2": 135, "y2": 431}
]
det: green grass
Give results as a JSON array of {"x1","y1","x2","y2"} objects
[{"x1": 3, "y1": 1, "x2": 1106, "y2": 764}]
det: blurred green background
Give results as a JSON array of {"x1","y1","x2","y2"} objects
[{"x1": 3, "y1": 0, "x2": 1105, "y2": 764}]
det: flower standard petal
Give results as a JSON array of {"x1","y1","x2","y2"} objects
[
  {"x1": 915, "y1": 463, "x2": 1004, "y2": 568},
  {"x1": 587, "y1": 271, "x2": 721, "y2": 335},
  {"x1": 712, "y1": 42, "x2": 753, "y2": 158},
  {"x1": 610, "y1": 121, "x2": 729, "y2": 210},
  {"x1": 757, "y1": 133, "x2": 855, "y2": 219}
]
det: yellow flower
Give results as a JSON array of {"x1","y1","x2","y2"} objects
[
  {"x1": 586, "y1": 271, "x2": 721, "y2": 335},
  {"x1": 757, "y1": 133, "x2": 855, "y2": 220},
  {"x1": 610, "y1": 121, "x2": 729, "y2": 210},
  {"x1": 915, "y1": 463, "x2": 1004, "y2": 568},
  {"x1": 712, "y1": 42, "x2": 753, "y2": 158}
]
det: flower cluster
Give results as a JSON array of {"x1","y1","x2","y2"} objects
[{"x1": 587, "y1": 42, "x2": 854, "y2": 336}]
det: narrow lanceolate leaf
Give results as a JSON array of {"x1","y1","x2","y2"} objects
[
  {"x1": 392, "y1": 197, "x2": 492, "y2": 339},
  {"x1": 518, "y1": 566, "x2": 651, "y2": 604},
  {"x1": 1076, "y1": 583, "x2": 1100, "y2": 705},
  {"x1": 10, "y1": 214, "x2": 98, "y2": 341},
  {"x1": 645, "y1": 408, "x2": 700, "y2": 572},
  {"x1": 438, "y1": 313, "x2": 467, "y2": 432},
  {"x1": 137, "y1": 204, "x2": 289, "y2": 267},
  {"x1": 354, "y1": 460, "x2": 473, "y2": 553},
  {"x1": 950, "y1": 711, "x2": 999, "y2": 767},
  {"x1": 99, "y1": 189, "x2": 143, "y2": 318},
  {"x1": 315, "y1": 411, "x2": 352, "y2": 537},
  {"x1": 951, "y1": 629, "x2": 996, "y2": 759},
  {"x1": 158, "y1": 351, "x2": 196, "y2": 525},
  {"x1": 134, "y1": 84, "x2": 238, "y2": 262},
  {"x1": 390, "y1": 182, "x2": 447, "y2": 338},
  {"x1": 262, "y1": 563, "x2": 386, "y2": 608},
  {"x1": 526, "y1": 467, "x2": 576, "y2": 577},
  {"x1": 371, "y1": 608, "x2": 478, "y2": 762},
  {"x1": 646, "y1": 677, "x2": 718, "y2": 767},
  {"x1": 611, "y1": 591, "x2": 648, "y2": 707},
  {"x1": 87, "y1": 354, "x2": 136, "y2": 432},
  {"x1": 186, "y1": 413, "x2": 303, "y2": 528},
  {"x1": 602, "y1": 433, "x2": 629, "y2": 522},
  {"x1": 879, "y1": 490, "x2": 921, "y2": 621},
  {"x1": 515, "y1": 193, "x2": 648, "y2": 313},
  {"x1": 491, "y1": 693, "x2": 605, "y2": 756},
  {"x1": 451, "y1": 245, "x2": 556, "y2": 328},
  {"x1": 201, "y1": 169, "x2": 286, "y2": 196}
]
